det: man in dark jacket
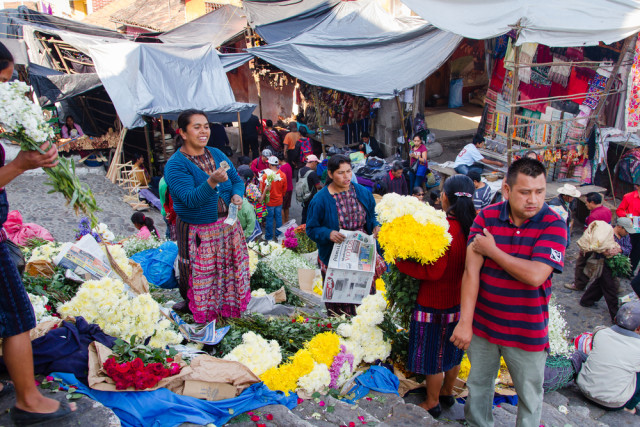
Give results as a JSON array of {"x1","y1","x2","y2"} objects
[
  {"x1": 241, "y1": 114, "x2": 261, "y2": 159},
  {"x1": 381, "y1": 161, "x2": 408, "y2": 196}
]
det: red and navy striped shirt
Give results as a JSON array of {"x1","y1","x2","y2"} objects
[{"x1": 468, "y1": 201, "x2": 567, "y2": 352}]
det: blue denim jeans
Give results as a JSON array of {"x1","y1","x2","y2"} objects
[
  {"x1": 454, "y1": 163, "x2": 484, "y2": 176},
  {"x1": 265, "y1": 205, "x2": 283, "y2": 241}
]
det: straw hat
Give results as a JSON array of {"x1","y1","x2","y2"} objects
[{"x1": 557, "y1": 183, "x2": 581, "y2": 198}]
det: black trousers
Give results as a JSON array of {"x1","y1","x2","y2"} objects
[
  {"x1": 630, "y1": 233, "x2": 640, "y2": 273},
  {"x1": 243, "y1": 137, "x2": 259, "y2": 159},
  {"x1": 580, "y1": 264, "x2": 618, "y2": 321},
  {"x1": 574, "y1": 252, "x2": 589, "y2": 290}
]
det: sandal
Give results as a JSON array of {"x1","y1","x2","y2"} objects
[
  {"x1": 0, "y1": 381, "x2": 15, "y2": 398},
  {"x1": 11, "y1": 400, "x2": 74, "y2": 426},
  {"x1": 439, "y1": 395, "x2": 456, "y2": 408}
]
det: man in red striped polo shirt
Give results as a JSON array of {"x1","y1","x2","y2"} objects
[{"x1": 451, "y1": 158, "x2": 567, "y2": 427}]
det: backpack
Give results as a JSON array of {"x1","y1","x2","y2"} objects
[
  {"x1": 298, "y1": 137, "x2": 313, "y2": 163},
  {"x1": 295, "y1": 169, "x2": 314, "y2": 203}
]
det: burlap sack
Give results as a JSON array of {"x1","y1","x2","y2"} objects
[
  {"x1": 104, "y1": 246, "x2": 149, "y2": 295},
  {"x1": 175, "y1": 355, "x2": 260, "y2": 396},
  {"x1": 577, "y1": 220, "x2": 619, "y2": 254}
]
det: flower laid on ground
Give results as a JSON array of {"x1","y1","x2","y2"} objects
[
  {"x1": 260, "y1": 169, "x2": 283, "y2": 205},
  {"x1": 248, "y1": 250, "x2": 259, "y2": 276},
  {"x1": 103, "y1": 244, "x2": 133, "y2": 277},
  {"x1": 0, "y1": 82, "x2": 100, "y2": 225},
  {"x1": 264, "y1": 249, "x2": 313, "y2": 284},
  {"x1": 223, "y1": 331, "x2": 282, "y2": 376},
  {"x1": 297, "y1": 362, "x2": 331, "y2": 395},
  {"x1": 375, "y1": 194, "x2": 451, "y2": 265},
  {"x1": 122, "y1": 236, "x2": 164, "y2": 257},
  {"x1": 248, "y1": 240, "x2": 284, "y2": 257},
  {"x1": 27, "y1": 241, "x2": 62, "y2": 263},
  {"x1": 283, "y1": 227, "x2": 298, "y2": 249},
  {"x1": 27, "y1": 293, "x2": 58, "y2": 323},
  {"x1": 105, "y1": 337, "x2": 181, "y2": 390},
  {"x1": 93, "y1": 223, "x2": 116, "y2": 243},
  {"x1": 548, "y1": 299, "x2": 570, "y2": 355},
  {"x1": 305, "y1": 331, "x2": 341, "y2": 367},
  {"x1": 58, "y1": 277, "x2": 182, "y2": 348},
  {"x1": 251, "y1": 289, "x2": 268, "y2": 298},
  {"x1": 329, "y1": 344, "x2": 355, "y2": 388},
  {"x1": 260, "y1": 348, "x2": 315, "y2": 395}
]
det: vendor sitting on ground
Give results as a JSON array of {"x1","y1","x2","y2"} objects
[
  {"x1": 577, "y1": 301, "x2": 640, "y2": 414},
  {"x1": 250, "y1": 149, "x2": 271, "y2": 177},
  {"x1": 381, "y1": 161, "x2": 408, "y2": 196},
  {"x1": 358, "y1": 132, "x2": 383, "y2": 158},
  {"x1": 131, "y1": 212, "x2": 160, "y2": 240},
  {"x1": 467, "y1": 171, "x2": 492, "y2": 213},
  {"x1": 60, "y1": 115, "x2": 84, "y2": 139},
  {"x1": 452, "y1": 134, "x2": 503, "y2": 175},
  {"x1": 585, "y1": 192, "x2": 612, "y2": 227}
]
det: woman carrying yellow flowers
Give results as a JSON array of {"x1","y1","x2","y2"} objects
[{"x1": 395, "y1": 175, "x2": 477, "y2": 419}]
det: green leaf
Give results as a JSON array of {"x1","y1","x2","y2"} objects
[
  {"x1": 326, "y1": 406, "x2": 335, "y2": 413},
  {"x1": 40, "y1": 382, "x2": 52, "y2": 389}
]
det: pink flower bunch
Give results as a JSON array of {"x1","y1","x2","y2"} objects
[
  {"x1": 283, "y1": 227, "x2": 298, "y2": 249},
  {"x1": 329, "y1": 345, "x2": 354, "y2": 388}
]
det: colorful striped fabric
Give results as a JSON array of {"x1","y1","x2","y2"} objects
[{"x1": 469, "y1": 201, "x2": 567, "y2": 352}]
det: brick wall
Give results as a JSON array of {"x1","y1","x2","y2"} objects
[{"x1": 92, "y1": 0, "x2": 115, "y2": 12}]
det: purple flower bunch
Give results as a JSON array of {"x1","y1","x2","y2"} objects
[
  {"x1": 329, "y1": 344, "x2": 354, "y2": 388},
  {"x1": 283, "y1": 226, "x2": 298, "y2": 249},
  {"x1": 75, "y1": 216, "x2": 101, "y2": 242}
]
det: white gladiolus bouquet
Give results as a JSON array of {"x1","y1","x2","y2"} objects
[{"x1": 0, "y1": 81, "x2": 99, "y2": 225}]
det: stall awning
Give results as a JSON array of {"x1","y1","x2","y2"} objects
[
  {"x1": 248, "y1": 0, "x2": 461, "y2": 99},
  {"x1": 401, "y1": 0, "x2": 640, "y2": 46},
  {"x1": 28, "y1": 63, "x2": 102, "y2": 106},
  {"x1": 159, "y1": 5, "x2": 247, "y2": 47}
]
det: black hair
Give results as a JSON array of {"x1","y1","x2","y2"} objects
[
  {"x1": 361, "y1": 131, "x2": 370, "y2": 138},
  {"x1": 288, "y1": 122, "x2": 298, "y2": 131},
  {"x1": 467, "y1": 171, "x2": 482, "y2": 183},
  {"x1": 175, "y1": 109, "x2": 208, "y2": 149},
  {"x1": 473, "y1": 133, "x2": 485, "y2": 145},
  {"x1": 65, "y1": 115, "x2": 74, "y2": 122},
  {"x1": 506, "y1": 157, "x2": 546, "y2": 187},
  {"x1": 238, "y1": 155, "x2": 251, "y2": 166},
  {"x1": 524, "y1": 150, "x2": 538, "y2": 159},
  {"x1": 266, "y1": 119, "x2": 273, "y2": 127},
  {"x1": 586, "y1": 192, "x2": 602, "y2": 204},
  {"x1": 391, "y1": 160, "x2": 404, "y2": 172},
  {"x1": 299, "y1": 127, "x2": 308, "y2": 137},
  {"x1": 131, "y1": 212, "x2": 158, "y2": 238},
  {"x1": 132, "y1": 152, "x2": 144, "y2": 162},
  {"x1": 276, "y1": 152, "x2": 285, "y2": 161},
  {"x1": 430, "y1": 189, "x2": 440, "y2": 202},
  {"x1": 0, "y1": 42, "x2": 13, "y2": 72},
  {"x1": 442, "y1": 175, "x2": 476, "y2": 238},
  {"x1": 412, "y1": 186, "x2": 424, "y2": 195},
  {"x1": 326, "y1": 154, "x2": 351, "y2": 186},
  {"x1": 296, "y1": 113, "x2": 306, "y2": 123}
]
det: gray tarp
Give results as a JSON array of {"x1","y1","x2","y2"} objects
[
  {"x1": 28, "y1": 63, "x2": 102, "y2": 106},
  {"x1": 73, "y1": 40, "x2": 255, "y2": 128},
  {"x1": 243, "y1": 0, "x2": 340, "y2": 43},
  {"x1": 248, "y1": 0, "x2": 462, "y2": 99},
  {"x1": 159, "y1": 5, "x2": 246, "y2": 46}
]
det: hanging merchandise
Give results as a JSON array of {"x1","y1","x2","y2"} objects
[{"x1": 625, "y1": 34, "x2": 640, "y2": 132}]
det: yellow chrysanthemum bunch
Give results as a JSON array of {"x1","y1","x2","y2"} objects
[
  {"x1": 305, "y1": 331, "x2": 340, "y2": 367},
  {"x1": 377, "y1": 214, "x2": 451, "y2": 265},
  {"x1": 375, "y1": 278, "x2": 387, "y2": 303},
  {"x1": 458, "y1": 354, "x2": 508, "y2": 381},
  {"x1": 260, "y1": 349, "x2": 315, "y2": 395}
]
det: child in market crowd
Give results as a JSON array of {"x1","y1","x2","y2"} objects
[
  {"x1": 576, "y1": 301, "x2": 640, "y2": 414},
  {"x1": 130, "y1": 212, "x2": 160, "y2": 239}
]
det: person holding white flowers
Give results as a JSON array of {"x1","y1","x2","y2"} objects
[
  {"x1": 259, "y1": 156, "x2": 287, "y2": 241},
  {"x1": 164, "y1": 109, "x2": 249, "y2": 323},
  {"x1": 306, "y1": 154, "x2": 387, "y2": 316},
  {"x1": 0, "y1": 42, "x2": 77, "y2": 425}
]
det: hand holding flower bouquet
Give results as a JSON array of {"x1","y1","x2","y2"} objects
[{"x1": 0, "y1": 81, "x2": 99, "y2": 225}]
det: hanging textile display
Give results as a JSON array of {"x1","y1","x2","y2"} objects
[
  {"x1": 625, "y1": 33, "x2": 640, "y2": 132},
  {"x1": 517, "y1": 42, "x2": 538, "y2": 84}
]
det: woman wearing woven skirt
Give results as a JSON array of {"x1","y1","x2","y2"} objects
[
  {"x1": 395, "y1": 175, "x2": 476, "y2": 418},
  {"x1": 164, "y1": 109, "x2": 249, "y2": 323}
]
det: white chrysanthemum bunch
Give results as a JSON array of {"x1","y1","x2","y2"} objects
[
  {"x1": 103, "y1": 245, "x2": 133, "y2": 277},
  {"x1": 548, "y1": 299, "x2": 571, "y2": 355},
  {"x1": 375, "y1": 193, "x2": 449, "y2": 230},
  {"x1": 337, "y1": 293, "x2": 391, "y2": 365},
  {"x1": 93, "y1": 223, "x2": 115, "y2": 242},
  {"x1": 251, "y1": 288, "x2": 267, "y2": 298},
  {"x1": 27, "y1": 241, "x2": 62, "y2": 263},
  {"x1": 58, "y1": 278, "x2": 181, "y2": 348},
  {"x1": 27, "y1": 293, "x2": 57, "y2": 323},
  {"x1": 223, "y1": 331, "x2": 282, "y2": 375},
  {"x1": 297, "y1": 362, "x2": 331, "y2": 395},
  {"x1": 0, "y1": 81, "x2": 54, "y2": 143},
  {"x1": 248, "y1": 250, "x2": 259, "y2": 276},
  {"x1": 248, "y1": 240, "x2": 284, "y2": 257}
]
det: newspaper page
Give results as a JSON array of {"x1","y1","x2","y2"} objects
[
  {"x1": 53, "y1": 234, "x2": 119, "y2": 281},
  {"x1": 322, "y1": 230, "x2": 376, "y2": 304}
]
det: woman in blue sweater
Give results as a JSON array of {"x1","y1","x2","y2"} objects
[
  {"x1": 164, "y1": 110, "x2": 248, "y2": 323},
  {"x1": 306, "y1": 154, "x2": 387, "y2": 315}
]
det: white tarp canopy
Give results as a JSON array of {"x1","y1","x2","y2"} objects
[
  {"x1": 401, "y1": 0, "x2": 640, "y2": 47},
  {"x1": 248, "y1": 0, "x2": 462, "y2": 99}
]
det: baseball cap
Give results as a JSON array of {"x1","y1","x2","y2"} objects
[
  {"x1": 267, "y1": 156, "x2": 279, "y2": 165},
  {"x1": 306, "y1": 154, "x2": 319, "y2": 163},
  {"x1": 615, "y1": 301, "x2": 640, "y2": 331},
  {"x1": 617, "y1": 217, "x2": 637, "y2": 234},
  {"x1": 261, "y1": 149, "x2": 272, "y2": 158}
]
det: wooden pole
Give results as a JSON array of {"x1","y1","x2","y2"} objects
[
  {"x1": 143, "y1": 122, "x2": 154, "y2": 178},
  {"x1": 583, "y1": 34, "x2": 636, "y2": 141},
  {"x1": 506, "y1": 42, "x2": 522, "y2": 166},
  {"x1": 238, "y1": 111, "x2": 245, "y2": 156},
  {"x1": 107, "y1": 127, "x2": 128, "y2": 183},
  {"x1": 395, "y1": 93, "x2": 408, "y2": 160}
]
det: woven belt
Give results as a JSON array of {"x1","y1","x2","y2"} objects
[{"x1": 413, "y1": 310, "x2": 460, "y2": 324}]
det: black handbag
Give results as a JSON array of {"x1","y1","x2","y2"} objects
[{"x1": 4, "y1": 240, "x2": 25, "y2": 274}]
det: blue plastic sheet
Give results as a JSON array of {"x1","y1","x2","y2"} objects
[
  {"x1": 131, "y1": 241, "x2": 178, "y2": 289},
  {"x1": 342, "y1": 365, "x2": 399, "y2": 404},
  {"x1": 53, "y1": 373, "x2": 299, "y2": 427}
]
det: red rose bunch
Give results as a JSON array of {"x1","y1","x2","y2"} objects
[{"x1": 103, "y1": 356, "x2": 181, "y2": 390}]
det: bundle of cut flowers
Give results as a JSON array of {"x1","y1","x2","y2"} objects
[
  {"x1": 292, "y1": 224, "x2": 317, "y2": 254},
  {"x1": 375, "y1": 193, "x2": 451, "y2": 264},
  {"x1": 122, "y1": 236, "x2": 164, "y2": 257},
  {"x1": 260, "y1": 169, "x2": 282, "y2": 204},
  {"x1": 283, "y1": 226, "x2": 298, "y2": 249},
  {"x1": 103, "y1": 337, "x2": 182, "y2": 390},
  {"x1": 0, "y1": 81, "x2": 99, "y2": 225}
]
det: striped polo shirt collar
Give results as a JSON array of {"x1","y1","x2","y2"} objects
[{"x1": 498, "y1": 200, "x2": 547, "y2": 225}]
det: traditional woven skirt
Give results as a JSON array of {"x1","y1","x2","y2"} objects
[
  {"x1": 407, "y1": 303, "x2": 463, "y2": 375},
  {"x1": 0, "y1": 241, "x2": 36, "y2": 338},
  {"x1": 177, "y1": 217, "x2": 250, "y2": 323}
]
